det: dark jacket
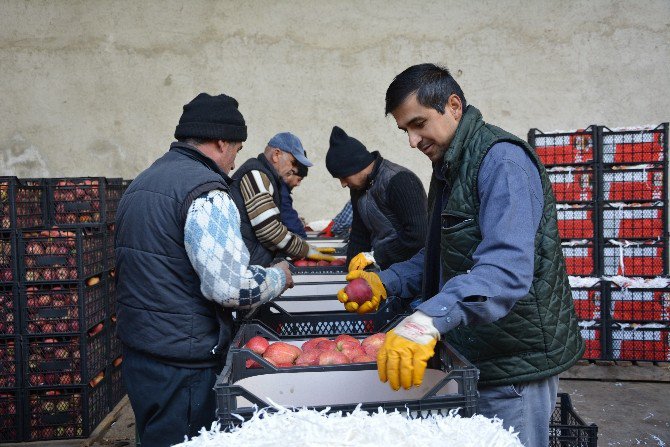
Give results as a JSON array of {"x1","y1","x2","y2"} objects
[
  {"x1": 115, "y1": 142, "x2": 234, "y2": 367},
  {"x1": 280, "y1": 181, "x2": 307, "y2": 238},
  {"x1": 426, "y1": 106, "x2": 584, "y2": 386}
]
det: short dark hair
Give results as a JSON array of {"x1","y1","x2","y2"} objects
[{"x1": 385, "y1": 63, "x2": 466, "y2": 116}]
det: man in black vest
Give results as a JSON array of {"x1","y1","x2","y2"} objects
[
  {"x1": 231, "y1": 132, "x2": 335, "y2": 266},
  {"x1": 337, "y1": 65, "x2": 583, "y2": 446},
  {"x1": 325, "y1": 126, "x2": 428, "y2": 278},
  {"x1": 115, "y1": 93, "x2": 293, "y2": 446}
]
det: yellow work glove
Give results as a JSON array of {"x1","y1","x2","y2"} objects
[
  {"x1": 317, "y1": 247, "x2": 336, "y2": 254},
  {"x1": 348, "y1": 252, "x2": 375, "y2": 272},
  {"x1": 306, "y1": 245, "x2": 336, "y2": 262},
  {"x1": 378, "y1": 311, "x2": 440, "y2": 390},
  {"x1": 337, "y1": 270, "x2": 387, "y2": 314}
]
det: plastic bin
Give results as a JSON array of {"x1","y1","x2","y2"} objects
[
  {"x1": 0, "y1": 231, "x2": 17, "y2": 283},
  {"x1": 611, "y1": 323, "x2": 669, "y2": 362},
  {"x1": 0, "y1": 283, "x2": 19, "y2": 335},
  {"x1": 603, "y1": 242, "x2": 665, "y2": 277},
  {"x1": 557, "y1": 205, "x2": 596, "y2": 239},
  {"x1": 602, "y1": 204, "x2": 664, "y2": 240},
  {"x1": 0, "y1": 336, "x2": 21, "y2": 389},
  {"x1": 547, "y1": 168, "x2": 596, "y2": 203},
  {"x1": 528, "y1": 127, "x2": 597, "y2": 167},
  {"x1": 216, "y1": 328, "x2": 478, "y2": 428},
  {"x1": 601, "y1": 124, "x2": 667, "y2": 165},
  {"x1": 0, "y1": 177, "x2": 47, "y2": 230},
  {"x1": 549, "y1": 393, "x2": 598, "y2": 446},
  {"x1": 0, "y1": 389, "x2": 22, "y2": 442},
  {"x1": 108, "y1": 357, "x2": 125, "y2": 408},
  {"x1": 47, "y1": 177, "x2": 125, "y2": 227},
  {"x1": 602, "y1": 167, "x2": 664, "y2": 202}
]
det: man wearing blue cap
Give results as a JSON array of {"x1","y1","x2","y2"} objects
[{"x1": 231, "y1": 132, "x2": 335, "y2": 266}]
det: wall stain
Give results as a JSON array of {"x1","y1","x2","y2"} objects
[{"x1": 0, "y1": 134, "x2": 50, "y2": 177}]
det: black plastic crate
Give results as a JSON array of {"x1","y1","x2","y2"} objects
[
  {"x1": 23, "y1": 378, "x2": 109, "y2": 441},
  {"x1": 602, "y1": 167, "x2": 665, "y2": 203},
  {"x1": 603, "y1": 241, "x2": 666, "y2": 277},
  {"x1": 0, "y1": 177, "x2": 47, "y2": 230},
  {"x1": 107, "y1": 270, "x2": 117, "y2": 312},
  {"x1": 578, "y1": 322, "x2": 604, "y2": 360},
  {"x1": 608, "y1": 283, "x2": 669, "y2": 323},
  {"x1": 23, "y1": 326, "x2": 108, "y2": 387},
  {"x1": 289, "y1": 259, "x2": 348, "y2": 274},
  {"x1": 47, "y1": 177, "x2": 125, "y2": 227},
  {"x1": 18, "y1": 228, "x2": 105, "y2": 282},
  {"x1": 528, "y1": 127, "x2": 597, "y2": 167},
  {"x1": 20, "y1": 277, "x2": 106, "y2": 335},
  {"x1": 104, "y1": 222, "x2": 115, "y2": 270},
  {"x1": 0, "y1": 283, "x2": 19, "y2": 335},
  {"x1": 571, "y1": 282, "x2": 603, "y2": 321},
  {"x1": 216, "y1": 327, "x2": 478, "y2": 428},
  {"x1": 0, "y1": 231, "x2": 17, "y2": 283},
  {"x1": 240, "y1": 297, "x2": 406, "y2": 338},
  {"x1": 547, "y1": 168, "x2": 596, "y2": 203},
  {"x1": 108, "y1": 314, "x2": 121, "y2": 360},
  {"x1": 611, "y1": 323, "x2": 669, "y2": 362},
  {"x1": 602, "y1": 203, "x2": 664, "y2": 240},
  {"x1": 601, "y1": 124, "x2": 667, "y2": 165},
  {"x1": 0, "y1": 389, "x2": 22, "y2": 442},
  {"x1": 562, "y1": 242, "x2": 598, "y2": 276},
  {"x1": 549, "y1": 393, "x2": 598, "y2": 447},
  {"x1": 557, "y1": 204, "x2": 596, "y2": 240},
  {"x1": 108, "y1": 357, "x2": 125, "y2": 408},
  {"x1": 0, "y1": 336, "x2": 21, "y2": 389}
]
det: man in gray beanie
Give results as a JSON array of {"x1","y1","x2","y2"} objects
[
  {"x1": 325, "y1": 126, "x2": 428, "y2": 286},
  {"x1": 115, "y1": 93, "x2": 293, "y2": 446}
]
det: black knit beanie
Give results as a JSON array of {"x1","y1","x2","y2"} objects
[
  {"x1": 174, "y1": 93, "x2": 247, "y2": 142},
  {"x1": 325, "y1": 126, "x2": 375, "y2": 178}
]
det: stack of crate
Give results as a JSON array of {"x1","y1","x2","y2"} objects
[{"x1": 0, "y1": 176, "x2": 130, "y2": 442}]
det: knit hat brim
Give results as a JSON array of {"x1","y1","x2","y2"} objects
[{"x1": 174, "y1": 122, "x2": 247, "y2": 142}]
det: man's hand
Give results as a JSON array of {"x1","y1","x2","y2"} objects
[
  {"x1": 272, "y1": 261, "x2": 294, "y2": 291},
  {"x1": 337, "y1": 270, "x2": 387, "y2": 313},
  {"x1": 378, "y1": 311, "x2": 440, "y2": 390},
  {"x1": 306, "y1": 244, "x2": 336, "y2": 262},
  {"x1": 348, "y1": 252, "x2": 375, "y2": 272}
]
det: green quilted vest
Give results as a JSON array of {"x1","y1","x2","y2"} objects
[{"x1": 437, "y1": 105, "x2": 584, "y2": 386}]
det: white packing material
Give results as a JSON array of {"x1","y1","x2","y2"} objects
[
  {"x1": 306, "y1": 219, "x2": 332, "y2": 232},
  {"x1": 568, "y1": 276, "x2": 601, "y2": 288},
  {"x1": 603, "y1": 275, "x2": 670, "y2": 289},
  {"x1": 174, "y1": 404, "x2": 523, "y2": 447}
]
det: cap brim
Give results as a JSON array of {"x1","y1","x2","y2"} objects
[{"x1": 293, "y1": 152, "x2": 313, "y2": 167}]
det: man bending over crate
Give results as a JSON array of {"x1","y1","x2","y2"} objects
[
  {"x1": 337, "y1": 64, "x2": 584, "y2": 447},
  {"x1": 114, "y1": 93, "x2": 293, "y2": 447}
]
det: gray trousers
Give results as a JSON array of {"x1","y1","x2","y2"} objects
[{"x1": 477, "y1": 375, "x2": 559, "y2": 447}]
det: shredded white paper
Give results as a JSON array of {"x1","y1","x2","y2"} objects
[
  {"x1": 174, "y1": 404, "x2": 523, "y2": 447},
  {"x1": 306, "y1": 219, "x2": 332, "y2": 232},
  {"x1": 568, "y1": 276, "x2": 601, "y2": 288},
  {"x1": 603, "y1": 275, "x2": 670, "y2": 289}
]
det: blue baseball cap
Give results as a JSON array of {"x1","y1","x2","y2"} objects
[{"x1": 267, "y1": 132, "x2": 313, "y2": 167}]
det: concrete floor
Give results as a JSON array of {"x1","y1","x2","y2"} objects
[{"x1": 84, "y1": 379, "x2": 669, "y2": 447}]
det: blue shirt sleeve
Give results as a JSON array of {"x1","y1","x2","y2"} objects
[
  {"x1": 279, "y1": 181, "x2": 307, "y2": 238},
  {"x1": 417, "y1": 142, "x2": 545, "y2": 334},
  {"x1": 378, "y1": 248, "x2": 425, "y2": 298}
]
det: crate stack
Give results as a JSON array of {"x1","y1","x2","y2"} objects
[
  {"x1": 529, "y1": 123, "x2": 670, "y2": 363},
  {"x1": 0, "y1": 176, "x2": 130, "y2": 442}
]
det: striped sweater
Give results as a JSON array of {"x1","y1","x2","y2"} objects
[{"x1": 239, "y1": 169, "x2": 309, "y2": 259}]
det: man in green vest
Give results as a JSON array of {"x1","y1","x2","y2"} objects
[{"x1": 337, "y1": 64, "x2": 584, "y2": 446}]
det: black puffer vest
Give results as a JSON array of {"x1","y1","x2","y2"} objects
[
  {"x1": 230, "y1": 155, "x2": 283, "y2": 266},
  {"x1": 427, "y1": 106, "x2": 584, "y2": 386},
  {"x1": 115, "y1": 142, "x2": 234, "y2": 367}
]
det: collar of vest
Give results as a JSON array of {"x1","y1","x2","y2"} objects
[
  {"x1": 440, "y1": 105, "x2": 485, "y2": 177},
  {"x1": 255, "y1": 153, "x2": 283, "y2": 184},
  {"x1": 169, "y1": 141, "x2": 233, "y2": 185},
  {"x1": 364, "y1": 151, "x2": 382, "y2": 189}
]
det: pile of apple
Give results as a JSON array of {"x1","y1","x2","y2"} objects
[
  {"x1": 52, "y1": 179, "x2": 103, "y2": 225},
  {"x1": 293, "y1": 258, "x2": 347, "y2": 268},
  {"x1": 242, "y1": 332, "x2": 385, "y2": 368},
  {"x1": 0, "y1": 237, "x2": 14, "y2": 281},
  {"x1": 0, "y1": 286, "x2": 16, "y2": 334},
  {"x1": 22, "y1": 231, "x2": 104, "y2": 282},
  {"x1": 0, "y1": 179, "x2": 44, "y2": 229},
  {"x1": 28, "y1": 390, "x2": 86, "y2": 440},
  {"x1": 24, "y1": 282, "x2": 105, "y2": 334},
  {"x1": 0, "y1": 339, "x2": 18, "y2": 388}
]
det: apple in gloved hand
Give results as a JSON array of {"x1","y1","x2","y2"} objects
[{"x1": 343, "y1": 278, "x2": 373, "y2": 304}]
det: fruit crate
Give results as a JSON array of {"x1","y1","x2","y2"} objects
[
  {"x1": 22, "y1": 325, "x2": 108, "y2": 387},
  {"x1": 0, "y1": 283, "x2": 19, "y2": 335},
  {"x1": 0, "y1": 389, "x2": 22, "y2": 442},
  {"x1": 602, "y1": 166, "x2": 665, "y2": 203},
  {"x1": 0, "y1": 231, "x2": 17, "y2": 283},
  {"x1": 528, "y1": 126, "x2": 597, "y2": 167},
  {"x1": 108, "y1": 357, "x2": 125, "y2": 408},
  {"x1": 47, "y1": 177, "x2": 125, "y2": 227},
  {"x1": 240, "y1": 296, "x2": 407, "y2": 337},
  {"x1": 600, "y1": 123, "x2": 667, "y2": 165},
  {"x1": 611, "y1": 323, "x2": 669, "y2": 362},
  {"x1": 562, "y1": 242, "x2": 598, "y2": 276},
  {"x1": 20, "y1": 277, "x2": 107, "y2": 335},
  {"x1": 547, "y1": 168, "x2": 596, "y2": 203},
  {"x1": 23, "y1": 378, "x2": 109, "y2": 441},
  {"x1": 108, "y1": 314, "x2": 121, "y2": 360},
  {"x1": 104, "y1": 222, "x2": 115, "y2": 270},
  {"x1": 557, "y1": 204, "x2": 596, "y2": 240},
  {"x1": 0, "y1": 177, "x2": 47, "y2": 230},
  {"x1": 608, "y1": 283, "x2": 670, "y2": 323},
  {"x1": 107, "y1": 270, "x2": 117, "y2": 311},
  {"x1": 578, "y1": 322, "x2": 605, "y2": 360},
  {"x1": 602, "y1": 203, "x2": 665, "y2": 240},
  {"x1": 603, "y1": 241, "x2": 666, "y2": 277},
  {"x1": 549, "y1": 393, "x2": 598, "y2": 447},
  {"x1": 216, "y1": 326, "x2": 478, "y2": 428},
  {"x1": 289, "y1": 259, "x2": 348, "y2": 275},
  {"x1": 0, "y1": 336, "x2": 21, "y2": 389},
  {"x1": 571, "y1": 282, "x2": 603, "y2": 321},
  {"x1": 18, "y1": 228, "x2": 105, "y2": 282}
]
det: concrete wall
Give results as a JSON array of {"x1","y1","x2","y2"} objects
[{"x1": 1, "y1": 0, "x2": 668, "y2": 221}]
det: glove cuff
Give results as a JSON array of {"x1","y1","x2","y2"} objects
[{"x1": 394, "y1": 311, "x2": 440, "y2": 344}]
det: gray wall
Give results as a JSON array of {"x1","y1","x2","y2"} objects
[{"x1": 1, "y1": 0, "x2": 668, "y2": 221}]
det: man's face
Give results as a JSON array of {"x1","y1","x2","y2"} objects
[
  {"x1": 391, "y1": 93, "x2": 462, "y2": 163},
  {"x1": 272, "y1": 149, "x2": 298, "y2": 178},
  {"x1": 283, "y1": 169, "x2": 304, "y2": 189},
  {"x1": 339, "y1": 169, "x2": 368, "y2": 190},
  {"x1": 218, "y1": 141, "x2": 243, "y2": 174}
]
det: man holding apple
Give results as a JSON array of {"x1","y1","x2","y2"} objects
[
  {"x1": 337, "y1": 64, "x2": 584, "y2": 447},
  {"x1": 115, "y1": 93, "x2": 293, "y2": 446}
]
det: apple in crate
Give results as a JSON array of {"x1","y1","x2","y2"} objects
[
  {"x1": 244, "y1": 336, "x2": 269, "y2": 355},
  {"x1": 301, "y1": 337, "x2": 330, "y2": 352},
  {"x1": 318, "y1": 350, "x2": 350, "y2": 365},
  {"x1": 344, "y1": 278, "x2": 373, "y2": 305},
  {"x1": 263, "y1": 342, "x2": 302, "y2": 365},
  {"x1": 294, "y1": 350, "x2": 321, "y2": 366},
  {"x1": 361, "y1": 333, "x2": 386, "y2": 357}
]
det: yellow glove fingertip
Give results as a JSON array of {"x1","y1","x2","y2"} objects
[
  {"x1": 345, "y1": 301, "x2": 359, "y2": 312},
  {"x1": 345, "y1": 270, "x2": 363, "y2": 281},
  {"x1": 337, "y1": 290, "x2": 348, "y2": 304}
]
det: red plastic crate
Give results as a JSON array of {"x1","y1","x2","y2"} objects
[
  {"x1": 572, "y1": 287, "x2": 602, "y2": 320},
  {"x1": 557, "y1": 208, "x2": 594, "y2": 239},
  {"x1": 603, "y1": 169, "x2": 664, "y2": 202},
  {"x1": 548, "y1": 170, "x2": 594, "y2": 202},
  {"x1": 0, "y1": 337, "x2": 20, "y2": 389},
  {"x1": 24, "y1": 379, "x2": 108, "y2": 441},
  {"x1": 602, "y1": 129, "x2": 665, "y2": 164},
  {"x1": 48, "y1": 178, "x2": 125, "y2": 227},
  {"x1": 612, "y1": 326, "x2": 669, "y2": 361},
  {"x1": 21, "y1": 278, "x2": 106, "y2": 335},
  {"x1": 19, "y1": 228, "x2": 105, "y2": 282},
  {"x1": 603, "y1": 244, "x2": 665, "y2": 277},
  {"x1": 533, "y1": 132, "x2": 594, "y2": 166},
  {"x1": 562, "y1": 245, "x2": 595, "y2": 276},
  {"x1": 610, "y1": 288, "x2": 669, "y2": 322},
  {"x1": 0, "y1": 284, "x2": 18, "y2": 335},
  {"x1": 23, "y1": 327, "x2": 107, "y2": 387},
  {"x1": 0, "y1": 390, "x2": 21, "y2": 442},
  {"x1": 0, "y1": 177, "x2": 46, "y2": 230},
  {"x1": 603, "y1": 206, "x2": 663, "y2": 239},
  {"x1": 579, "y1": 326, "x2": 601, "y2": 360},
  {"x1": 0, "y1": 232, "x2": 16, "y2": 283}
]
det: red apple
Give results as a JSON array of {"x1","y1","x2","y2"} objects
[
  {"x1": 301, "y1": 337, "x2": 330, "y2": 352},
  {"x1": 318, "y1": 350, "x2": 350, "y2": 365},
  {"x1": 335, "y1": 334, "x2": 360, "y2": 349},
  {"x1": 293, "y1": 259, "x2": 309, "y2": 267},
  {"x1": 315, "y1": 339, "x2": 337, "y2": 352},
  {"x1": 263, "y1": 342, "x2": 302, "y2": 365},
  {"x1": 244, "y1": 336, "x2": 270, "y2": 355},
  {"x1": 352, "y1": 354, "x2": 376, "y2": 363},
  {"x1": 344, "y1": 278, "x2": 373, "y2": 305},
  {"x1": 362, "y1": 333, "x2": 386, "y2": 357},
  {"x1": 294, "y1": 350, "x2": 321, "y2": 366},
  {"x1": 340, "y1": 344, "x2": 367, "y2": 361}
]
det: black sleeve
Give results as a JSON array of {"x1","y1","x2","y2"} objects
[
  {"x1": 374, "y1": 172, "x2": 428, "y2": 268},
  {"x1": 346, "y1": 193, "x2": 372, "y2": 264}
]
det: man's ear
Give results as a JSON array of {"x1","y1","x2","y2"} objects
[{"x1": 447, "y1": 94, "x2": 463, "y2": 121}]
